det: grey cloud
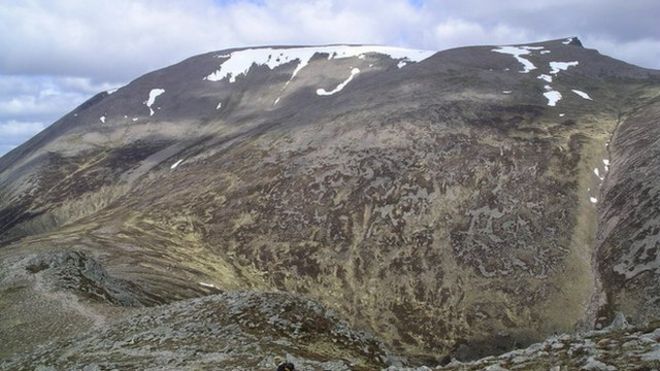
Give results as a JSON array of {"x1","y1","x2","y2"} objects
[
  {"x1": 1, "y1": 0, "x2": 659, "y2": 82},
  {"x1": 422, "y1": 0, "x2": 660, "y2": 40}
]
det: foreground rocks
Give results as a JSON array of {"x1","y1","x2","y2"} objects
[
  {"x1": 387, "y1": 317, "x2": 660, "y2": 370},
  {"x1": 1, "y1": 291, "x2": 391, "y2": 370},
  {"x1": 436, "y1": 323, "x2": 660, "y2": 370},
  {"x1": 2, "y1": 289, "x2": 659, "y2": 371}
]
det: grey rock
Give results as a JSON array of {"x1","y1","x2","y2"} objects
[{"x1": 605, "y1": 313, "x2": 630, "y2": 331}]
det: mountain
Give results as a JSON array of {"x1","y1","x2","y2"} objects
[{"x1": 2, "y1": 37, "x2": 660, "y2": 368}]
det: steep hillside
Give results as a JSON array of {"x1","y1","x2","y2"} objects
[{"x1": 2, "y1": 37, "x2": 660, "y2": 367}]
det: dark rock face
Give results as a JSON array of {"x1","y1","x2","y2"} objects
[
  {"x1": 23, "y1": 250, "x2": 161, "y2": 306},
  {"x1": 596, "y1": 98, "x2": 660, "y2": 327},
  {"x1": 1, "y1": 38, "x2": 660, "y2": 367}
]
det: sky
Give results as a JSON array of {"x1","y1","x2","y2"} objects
[{"x1": 1, "y1": 0, "x2": 660, "y2": 156}]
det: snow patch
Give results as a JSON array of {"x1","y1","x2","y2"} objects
[
  {"x1": 317, "y1": 68, "x2": 360, "y2": 96},
  {"x1": 540, "y1": 50, "x2": 551, "y2": 54},
  {"x1": 199, "y1": 282, "x2": 217, "y2": 289},
  {"x1": 590, "y1": 197, "x2": 598, "y2": 204},
  {"x1": 559, "y1": 113, "x2": 565, "y2": 117},
  {"x1": 549, "y1": 61, "x2": 579, "y2": 74},
  {"x1": 594, "y1": 168, "x2": 604, "y2": 180},
  {"x1": 537, "y1": 74, "x2": 553, "y2": 83},
  {"x1": 543, "y1": 90, "x2": 562, "y2": 106},
  {"x1": 132, "y1": 117, "x2": 138, "y2": 122},
  {"x1": 107, "y1": 88, "x2": 119, "y2": 95},
  {"x1": 144, "y1": 89, "x2": 165, "y2": 116},
  {"x1": 99, "y1": 116, "x2": 106, "y2": 124},
  {"x1": 170, "y1": 159, "x2": 183, "y2": 169},
  {"x1": 397, "y1": 61, "x2": 408, "y2": 68},
  {"x1": 216, "y1": 102, "x2": 223, "y2": 110},
  {"x1": 492, "y1": 46, "x2": 540, "y2": 73},
  {"x1": 205, "y1": 45, "x2": 435, "y2": 83},
  {"x1": 562, "y1": 37, "x2": 575, "y2": 45},
  {"x1": 572, "y1": 89, "x2": 593, "y2": 100},
  {"x1": 502, "y1": 90, "x2": 512, "y2": 94}
]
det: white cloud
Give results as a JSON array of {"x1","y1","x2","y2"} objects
[
  {"x1": 0, "y1": 120, "x2": 46, "y2": 137},
  {"x1": 0, "y1": 75, "x2": 118, "y2": 122},
  {"x1": 0, "y1": 120, "x2": 46, "y2": 152}
]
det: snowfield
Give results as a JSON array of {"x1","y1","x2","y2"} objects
[
  {"x1": 205, "y1": 45, "x2": 435, "y2": 83},
  {"x1": 492, "y1": 46, "x2": 543, "y2": 73}
]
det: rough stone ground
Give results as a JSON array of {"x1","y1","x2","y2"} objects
[
  {"x1": 436, "y1": 322, "x2": 660, "y2": 370},
  {"x1": 2, "y1": 290, "x2": 659, "y2": 371},
  {"x1": 1, "y1": 291, "x2": 391, "y2": 370}
]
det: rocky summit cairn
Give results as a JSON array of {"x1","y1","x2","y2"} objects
[{"x1": 2, "y1": 38, "x2": 660, "y2": 369}]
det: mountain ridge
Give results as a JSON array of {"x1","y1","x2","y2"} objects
[{"x1": 2, "y1": 37, "x2": 660, "y2": 367}]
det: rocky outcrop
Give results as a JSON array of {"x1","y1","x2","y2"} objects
[
  {"x1": 596, "y1": 97, "x2": 660, "y2": 327},
  {"x1": 1, "y1": 291, "x2": 391, "y2": 370},
  {"x1": 393, "y1": 319, "x2": 660, "y2": 370},
  {"x1": 3, "y1": 299, "x2": 659, "y2": 370}
]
